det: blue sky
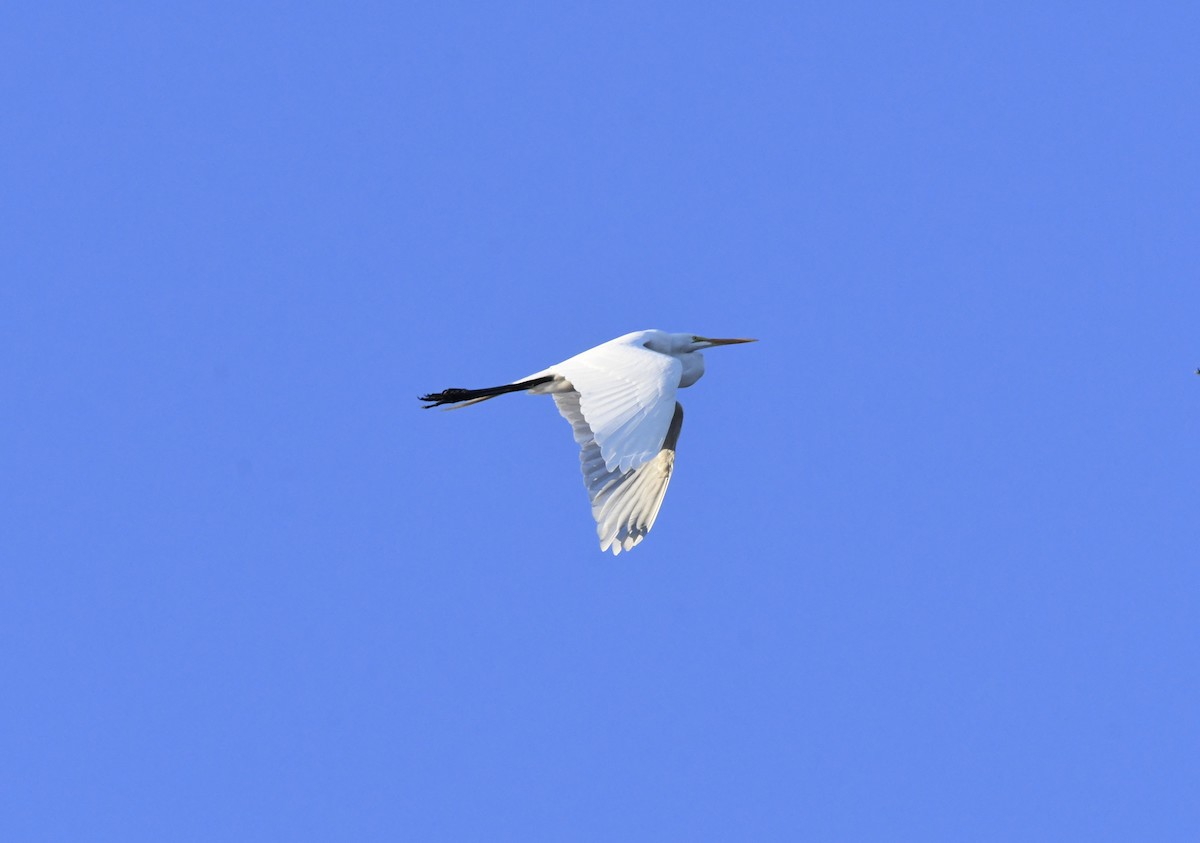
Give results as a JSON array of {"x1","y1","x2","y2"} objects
[{"x1": 3, "y1": 2, "x2": 1198, "y2": 840}]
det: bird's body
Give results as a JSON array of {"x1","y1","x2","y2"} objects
[{"x1": 420, "y1": 330, "x2": 756, "y2": 555}]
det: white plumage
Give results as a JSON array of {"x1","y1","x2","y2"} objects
[
  {"x1": 531, "y1": 334, "x2": 682, "y2": 473},
  {"x1": 419, "y1": 329, "x2": 755, "y2": 555}
]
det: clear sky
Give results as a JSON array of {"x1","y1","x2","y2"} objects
[{"x1": 3, "y1": 3, "x2": 1198, "y2": 840}]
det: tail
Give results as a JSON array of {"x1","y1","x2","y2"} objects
[{"x1": 419, "y1": 374, "x2": 556, "y2": 409}]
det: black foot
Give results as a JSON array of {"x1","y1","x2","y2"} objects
[{"x1": 419, "y1": 388, "x2": 476, "y2": 409}]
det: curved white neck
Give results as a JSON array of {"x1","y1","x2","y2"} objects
[{"x1": 678, "y1": 352, "x2": 706, "y2": 388}]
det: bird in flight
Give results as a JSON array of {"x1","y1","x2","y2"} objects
[{"x1": 420, "y1": 330, "x2": 757, "y2": 555}]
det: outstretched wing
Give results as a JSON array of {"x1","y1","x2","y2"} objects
[
  {"x1": 550, "y1": 340, "x2": 683, "y2": 473},
  {"x1": 555, "y1": 393, "x2": 685, "y2": 555}
]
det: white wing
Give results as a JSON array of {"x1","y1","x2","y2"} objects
[
  {"x1": 555, "y1": 392, "x2": 684, "y2": 555},
  {"x1": 550, "y1": 339, "x2": 683, "y2": 473}
]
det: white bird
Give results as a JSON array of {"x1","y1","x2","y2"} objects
[{"x1": 419, "y1": 329, "x2": 756, "y2": 555}]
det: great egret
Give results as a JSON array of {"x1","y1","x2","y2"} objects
[{"x1": 419, "y1": 329, "x2": 756, "y2": 555}]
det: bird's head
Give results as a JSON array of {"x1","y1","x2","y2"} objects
[{"x1": 641, "y1": 330, "x2": 758, "y2": 356}]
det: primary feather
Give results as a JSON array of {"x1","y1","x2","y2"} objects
[{"x1": 554, "y1": 391, "x2": 684, "y2": 555}]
